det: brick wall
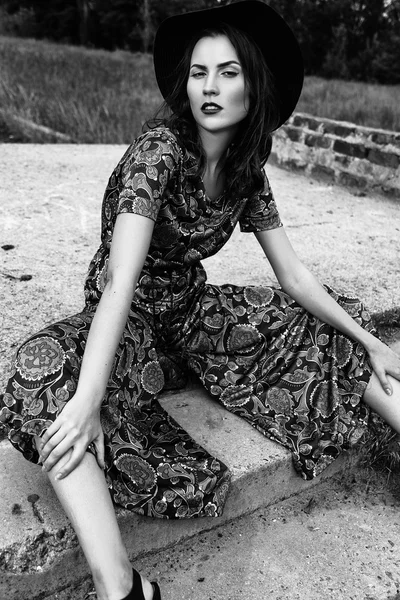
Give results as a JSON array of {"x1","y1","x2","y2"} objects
[{"x1": 270, "y1": 112, "x2": 400, "y2": 198}]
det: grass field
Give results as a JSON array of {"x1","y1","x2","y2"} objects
[
  {"x1": 0, "y1": 36, "x2": 163, "y2": 143},
  {"x1": 1, "y1": 35, "x2": 400, "y2": 143},
  {"x1": 298, "y1": 76, "x2": 400, "y2": 132}
]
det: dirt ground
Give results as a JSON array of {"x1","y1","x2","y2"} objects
[
  {"x1": 43, "y1": 468, "x2": 400, "y2": 600},
  {"x1": 1, "y1": 145, "x2": 400, "y2": 599}
]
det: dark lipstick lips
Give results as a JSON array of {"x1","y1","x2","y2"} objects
[{"x1": 201, "y1": 102, "x2": 222, "y2": 110}]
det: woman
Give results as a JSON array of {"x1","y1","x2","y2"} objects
[{"x1": 1, "y1": 1, "x2": 400, "y2": 599}]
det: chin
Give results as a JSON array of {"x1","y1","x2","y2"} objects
[{"x1": 197, "y1": 118, "x2": 239, "y2": 134}]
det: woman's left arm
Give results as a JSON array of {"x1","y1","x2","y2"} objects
[{"x1": 255, "y1": 227, "x2": 400, "y2": 394}]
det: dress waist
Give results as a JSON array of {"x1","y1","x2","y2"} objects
[
  {"x1": 134, "y1": 263, "x2": 206, "y2": 307},
  {"x1": 131, "y1": 264, "x2": 206, "y2": 351}
]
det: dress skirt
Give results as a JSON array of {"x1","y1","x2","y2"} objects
[{"x1": 0, "y1": 278, "x2": 375, "y2": 519}]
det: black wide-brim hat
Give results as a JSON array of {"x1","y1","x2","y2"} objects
[{"x1": 153, "y1": 0, "x2": 304, "y2": 129}]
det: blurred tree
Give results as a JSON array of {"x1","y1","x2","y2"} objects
[
  {"x1": 92, "y1": 0, "x2": 140, "y2": 50},
  {"x1": 141, "y1": 0, "x2": 151, "y2": 52},
  {"x1": 1, "y1": 0, "x2": 399, "y2": 83},
  {"x1": 268, "y1": 0, "x2": 400, "y2": 82},
  {"x1": 370, "y1": 32, "x2": 400, "y2": 83},
  {"x1": 76, "y1": 0, "x2": 91, "y2": 45},
  {"x1": 322, "y1": 23, "x2": 350, "y2": 79},
  {"x1": 0, "y1": 0, "x2": 80, "y2": 42}
]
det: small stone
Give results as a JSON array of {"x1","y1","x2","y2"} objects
[
  {"x1": 56, "y1": 527, "x2": 66, "y2": 540},
  {"x1": 12, "y1": 503, "x2": 22, "y2": 515},
  {"x1": 2, "y1": 244, "x2": 15, "y2": 251},
  {"x1": 197, "y1": 577, "x2": 205, "y2": 582},
  {"x1": 386, "y1": 571, "x2": 394, "y2": 580},
  {"x1": 303, "y1": 496, "x2": 317, "y2": 514},
  {"x1": 200, "y1": 554, "x2": 210, "y2": 562},
  {"x1": 20, "y1": 274, "x2": 33, "y2": 281},
  {"x1": 27, "y1": 494, "x2": 39, "y2": 504}
]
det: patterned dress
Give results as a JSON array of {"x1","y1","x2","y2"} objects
[{"x1": 0, "y1": 127, "x2": 375, "y2": 519}]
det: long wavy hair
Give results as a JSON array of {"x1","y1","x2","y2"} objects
[{"x1": 145, "y1": 22, "x2": 281, "y2": 199}]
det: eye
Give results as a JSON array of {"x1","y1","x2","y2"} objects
[
  {"x1": 190, "y1": 70, "x2": 206, "y2": 78},
  {"x1": 221, "y1": 70, "x2": 239, "y2": 78}
]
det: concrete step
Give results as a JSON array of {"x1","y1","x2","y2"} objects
[{"x1": 0, "y1": 384, "x2": 350, "y2": 600}]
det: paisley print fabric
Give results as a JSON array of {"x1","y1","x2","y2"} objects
[{"x1": 1, "y1": 127, "x2": 377, "y2": 518}]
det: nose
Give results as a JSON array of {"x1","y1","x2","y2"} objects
[{"x1": 202, "y1": 73, "x2": 219, "y2": 96}]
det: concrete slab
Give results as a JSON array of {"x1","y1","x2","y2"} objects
[
  {"x1": 0, "y1": 145, "x2": 399, "y2": 599},
  {"x1": 129, "y1": 470, "x2": 400, "y2": 600},
  {"x1": 0, "y1": 385, "x2": 349, "y2": 600}
]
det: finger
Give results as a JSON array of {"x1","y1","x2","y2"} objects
[
  {"x1": 42, "y1": 436, "x2": 75, "y2": 472},
  {"x1": 93, "y1": 434, "x2": 105, "y2": 470},
  {"x1": 40, "y1": 429, "x2": 66, "y2": 463},
  {"x1": 55, "y1": 445, "x2": 86, "y2": 480},
  {"x1": 40, "y1": 418, "x2": 62, "y2": 448},
  {"x1": 375, "y1": 368, "x2": 392, "y2": 396}
]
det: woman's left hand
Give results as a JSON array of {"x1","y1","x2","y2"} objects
[{"x1": 367, "y1": 337, "x2": 400, "y2": 395}]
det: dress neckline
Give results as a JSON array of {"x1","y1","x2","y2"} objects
[
  {"x1": 200, "y1": 175, "x2": 225, "y2": 204},
  {"x1": 183, "y1": 147, "x2": 226, "y2": 203}
]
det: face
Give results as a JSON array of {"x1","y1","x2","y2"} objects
[{"x1": 186, "y1": 35, "x2": 249, "y2": 137}]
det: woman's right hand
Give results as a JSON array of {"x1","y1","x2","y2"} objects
[{"x1": 38, "y1": 394, "x2": 105, "y2": 479}]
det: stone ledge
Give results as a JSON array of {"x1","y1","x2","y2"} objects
[
  {"x1": 272, "y1": 112, "x2": 400, "y2": 198},
  {"x1": 0, "y1": 385, "x2": 350, "y2": 600}
]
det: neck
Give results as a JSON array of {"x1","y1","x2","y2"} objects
[{"x1": 198, "y1": 127, "x2": 237, "y2": 171}]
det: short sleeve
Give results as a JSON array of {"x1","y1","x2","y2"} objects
[
  {"x1": 239, "y1": 171, "x2": 282, "y2": 233},
  {"x1": 116, "y1": 129, "x2": 181, "y2": 222}
]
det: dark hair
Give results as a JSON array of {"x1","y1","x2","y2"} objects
[{"x1": 145, "y1": 22, "x2": 281, "y2": 199}]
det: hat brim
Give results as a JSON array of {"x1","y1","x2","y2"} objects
[{"x1": 153, "y1": 0, "x2": 304, "y2": 129}]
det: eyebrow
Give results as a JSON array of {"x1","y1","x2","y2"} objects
[{"x1": 190, "y1": 60, "x2": 241, "y2": 69}]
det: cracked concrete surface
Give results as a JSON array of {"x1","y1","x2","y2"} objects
[
  {"x1": 0, "y1": 441, "x2": 77, "y2": 575},
  {"x1": 0, "y1": 145, "x2": 399, "y2": 599},
  {"x1": 0, "y1": 527, "x2": 77, "y2": 574}
]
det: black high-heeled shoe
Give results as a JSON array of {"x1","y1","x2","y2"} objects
[{"x1": 121, "y1": 568, "x2": 161, "y2": 600}]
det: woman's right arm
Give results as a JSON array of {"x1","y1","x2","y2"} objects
[
  {"x1": 77, "y1": 212, "x2": 154, "y2": 403},
  {"x1": 39, "y1": 129, "x2": 181, "y2": 477},
  {"x1": 39, "y1": 212, "x2": 155, "y2": 478}
]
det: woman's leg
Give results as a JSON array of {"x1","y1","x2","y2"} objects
[
  {"x1": 35, "y1": 437, "x2": 154, "y2": 600},
  {"x1": 363, "y1": 373, "x2": 400, "y2": 432}
]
